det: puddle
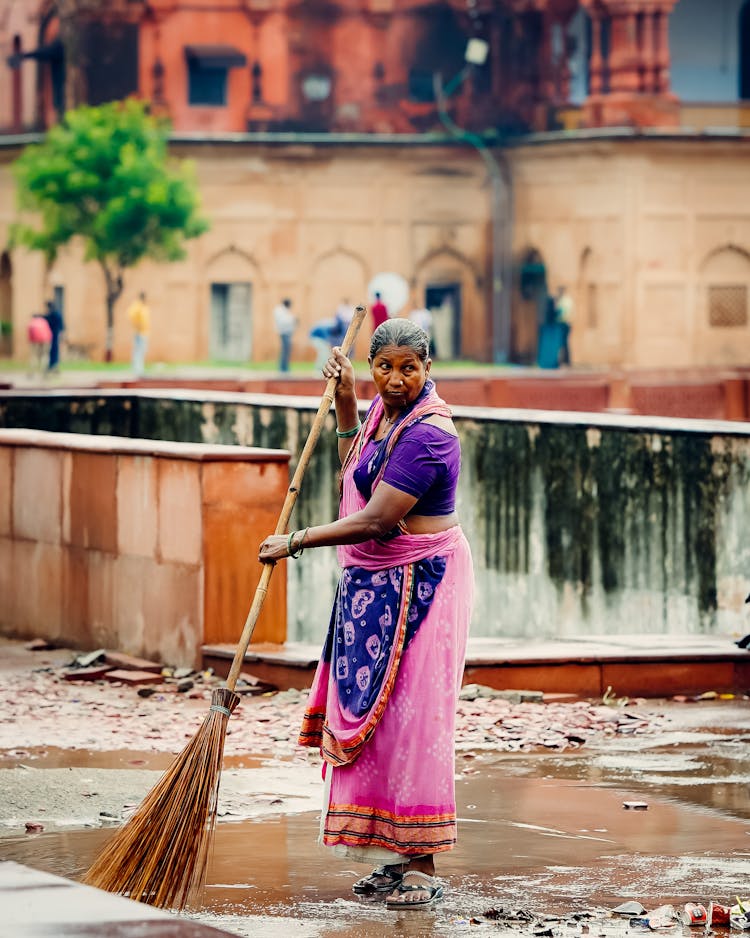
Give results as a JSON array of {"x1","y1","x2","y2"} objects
[
  {"x1": 0, "y1": 746, "x2": 273, "y2": 772},
  {"x1": 2, "y1": 695, "x2": 750, "y2": 936},
  {"x1": 3, "y1": 757, "x2": 750, "y2": 936}
]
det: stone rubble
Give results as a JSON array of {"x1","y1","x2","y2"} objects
[{"x1": 0, "y1": 658, "x2": 668, "y2": 759}]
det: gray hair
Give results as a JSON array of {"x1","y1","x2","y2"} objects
[{"x1": 369, "y1": 318, "x2": 430, "y2": 362}]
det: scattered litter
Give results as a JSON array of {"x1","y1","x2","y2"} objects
[
  {"x1": 709, "y1": 902, "x2": 731, "y2": 926},
  {"x1": 24, "y1": 821, "x2": 44, "y2": 833},
  {"x1": 681, "y1": 902, "x2": 707, "y2": 926},
  {"x1": 0, "y1": 649, "x2": 669, "y2": 760},
  {"x1": 236, "y1": 673, "x2": 278, "y2": 695},
  {"x1": 460, "y1": 684, "x2": 544, "y2": 704},
  {"x1": 645, "y1": 904, "x2": 678, "y2": 929},
  {"x1": 104, "y1": 651, "x2": 161, "y2": 673},
  {"x1": 63, "y1": 666, "x2": 112, "y2": 683},
  {"x1": 25, "y1": 638, "x2": 55, "y2": 652},
  {"x1": 612, "y1": 901, "x2": 647, "y2": 916},
  {"x1": 104, "y1": 669, "x2": 163, "y2": 686},
  {"x1": 71, "y1": 649, "x2": 107, "y2": 669},
  {"x1": 623, "y1": 801, "x2": 649, "y2": 810}
]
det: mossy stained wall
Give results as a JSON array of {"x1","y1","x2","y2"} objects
[{"x1": 2, "y1": 390, "x2": 749, "y2": 641}]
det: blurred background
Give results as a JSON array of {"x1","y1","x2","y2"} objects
[{"x1": 0, "y1": 0, "x2": 748, "y2": 372}]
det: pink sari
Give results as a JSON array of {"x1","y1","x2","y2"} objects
[{"x1": 298, "y1": 385, "x2": 474, "y2": 857}]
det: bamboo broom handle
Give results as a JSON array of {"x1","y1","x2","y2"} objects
[{"x1": 225, "y1": 304, "x2": 368, "y2": 691}]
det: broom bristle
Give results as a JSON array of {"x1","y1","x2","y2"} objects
[{"x1": 83, "y1": 686, "x2": 239, "y2": 910}]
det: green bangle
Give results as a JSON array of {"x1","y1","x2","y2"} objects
[
  {"x1": 287, "y1": 527, "x2": 308, "y2": 559},
  {"x1": 336, "y1": 421, "x2": 361, "y2": 439}
]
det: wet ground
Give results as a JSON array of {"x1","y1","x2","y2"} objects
[{"x1": 1, "y1": 640, "x2": 749, "y2": 937}]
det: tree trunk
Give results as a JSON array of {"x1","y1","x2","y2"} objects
[{"x1": 101, "y1": 262, "x2": 123, "y2": 363}]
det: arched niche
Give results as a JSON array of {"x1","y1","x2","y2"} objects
[
  {"x1": 700, "y1": 244, "x2": 750, "y2": 327},
  {"x1": 413, "y1": 247, "x2": 480, "y2": 361},
  {"x1": 306, "y1": 249, "x2": 369, "y2": 361},
  {"x1": 577, "y1": 246, "x2": 598, "y2": 330},
  {"x1": 203, "y1": 246, "x2": 264, "y2": 363},
  {"x1": 695, "y1": 243, "x2": 750, "y2": 364}
]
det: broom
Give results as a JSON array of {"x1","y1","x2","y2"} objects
[{"x1": 84, "y1": 304, "x2": 367, "y2": 910}]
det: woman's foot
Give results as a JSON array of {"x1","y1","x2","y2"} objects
[
  {"x1": 385, "y1": 856, "x2": 442, "y2": 908},
  {"x1": 352, "y1": 862, "x2": 405, "y2": 894},
  {"x1": 385, "y1": 870, "x2": 443, "y2": 909}
]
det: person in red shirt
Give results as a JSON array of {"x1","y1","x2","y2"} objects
[{"x1": 371, "y1": 291, "x2": 388, "y2": 330}]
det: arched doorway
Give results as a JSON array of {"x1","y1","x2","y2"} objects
[
  {"x1": 413, "y1": 248, "x2": 481, "y2": 361},
  {"x1": 0, "y1": 252, "x2": 12, "y2": 357},
  {"x1": 307, "y1": 250, "x2": 369, "y2": 361},
  {"x1": 204, "y1": 246, "x2": 262, "y2": 362},
  {"x1": 741, "y1": 0, "x2": 750, "y2": 99}
]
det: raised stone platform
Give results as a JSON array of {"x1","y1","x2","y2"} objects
[
  {"x1": 0, "y1": 861, "x2": 231, "y2": 937},
  {"x1": 202, "y1": 634, "x2": 750, "y2": 698}
]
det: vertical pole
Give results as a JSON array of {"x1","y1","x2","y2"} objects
[{"x1": 434, "y1": 72, "x2": 513, "y2": 364}]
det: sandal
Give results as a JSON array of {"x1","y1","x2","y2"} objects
[
  {"x1": 352, "y1": 863, "x2": 405, "y2": 894},
  {"x1": 385, "y1": 870, "x2": 444, "y2": 909}
]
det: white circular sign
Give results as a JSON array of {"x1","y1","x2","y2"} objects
[{"x1": 367, "y1": 272, "x2": 410, "y2": 316}]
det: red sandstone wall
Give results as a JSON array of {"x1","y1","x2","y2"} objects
[
  {"x1": 97, "y1": 373, "x2": 750, "y2": 422},
  {"x1": 0, "y1": 430, "x2": 290, "y2": 666}
]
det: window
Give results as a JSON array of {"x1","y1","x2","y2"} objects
[
  {"x1": 185, "y1": 45, "x2": 246, "y2": 107},
  {"x1": 708, "y1": 285, "x2": 748, "y2": 327},
  {"x1": 741, "y1": 0, "x2": 750, "y2": 99},
  {"x1": 189, "y1": 63, "x2": 227, "y2": 106},
  {"x1": 408, "y1": 69, "x2": 436, "y2": 103}
]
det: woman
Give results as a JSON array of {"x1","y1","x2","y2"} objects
[{"x1": 258, "y1": 318, "x2": 474, "y2": 909}]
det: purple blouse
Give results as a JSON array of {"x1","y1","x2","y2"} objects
[{"x1": 353, "y1": 422, "x2": 460, "y2": 515}]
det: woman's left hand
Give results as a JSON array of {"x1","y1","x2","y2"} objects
[{"x1": 258, "y1": 535, "x2": 289, "y2": 564}]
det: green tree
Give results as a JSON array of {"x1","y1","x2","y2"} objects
[{"x1": 12, "y1": 99, "x2": 209, "y2": 360}]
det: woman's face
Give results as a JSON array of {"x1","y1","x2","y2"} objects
[{"x1": 369, "y1": 344, "x2": 430, "y2": 410}]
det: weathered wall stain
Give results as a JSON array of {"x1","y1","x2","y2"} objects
[{"x1": 2, "y1": 391, "x2": 749, "y2": 641}]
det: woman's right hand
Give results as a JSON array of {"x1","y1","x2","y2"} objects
[{"x1": 324, "y1": 347, "x2": 355, "y2": 396}]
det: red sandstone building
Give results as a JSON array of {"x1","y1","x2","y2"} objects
[
  {"x1": 1, "y1": 0, "x2": 693, "y2": 137},
  {"x1": 1, "y1": 1, "x2": 749, "y2": 369}
]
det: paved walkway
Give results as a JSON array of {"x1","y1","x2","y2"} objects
[{"x1": 1, "y1": 861, "x2": 232, "y2": 937}]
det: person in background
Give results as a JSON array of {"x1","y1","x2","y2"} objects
[
  {"x1": 27, "y1": 312, "x2": 52, "y2": 377},
  {"x1": 330, "y1": 298, "x2": 355, "y2": 347},
  {"x1": 127, "y1": 291, "x2": 151, "y2": 377},
  {"x1": 273, "y1": 297, "x2": 297, "y2": 372},
  {"x1": 409, "y1": 307, "x2": 434, "y2": 356},
  {"x1": 555, "y1": 285, "x2": 574, "y2": 366},
  {"x1": 259, "y1": 318, "x2": 473, "y2": 910},
  {"x1": 370, "y1": 291, "x2": 388, "y2": 331},
  {"x1": 309, "y1": 317, "x2": 337, "y2": 370},
  {"x1": 43, "y1": 298, "x2": 65, "y2": 373}
]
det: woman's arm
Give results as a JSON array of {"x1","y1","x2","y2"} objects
[
  {"x1": 258, "y1": 482, "x2": 418, "y2": 562},
  {"x1": 324, "y1": 347, "x2": 360, "y2": 462}
]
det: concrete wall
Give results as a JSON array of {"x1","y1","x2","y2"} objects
[
  {"x1": 0, "y1": 428, "x2": 290, "y2": 665},
  {"x1": 511, "y1": 136, "x2": 750, "y2": 370},
  {"x1": 4, "y1": 135, "x2": 750, "y2": 373},
  {"x1": 2, "y1": 389, "x2": 749, "y2": 644},
  {"x1": 0, "y1": 141, "x2": 490, "y2": 367}
]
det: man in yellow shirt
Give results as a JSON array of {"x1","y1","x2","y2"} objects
[{"x1": 127, "y1": 291, "x2": 150, "y2": 376}]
